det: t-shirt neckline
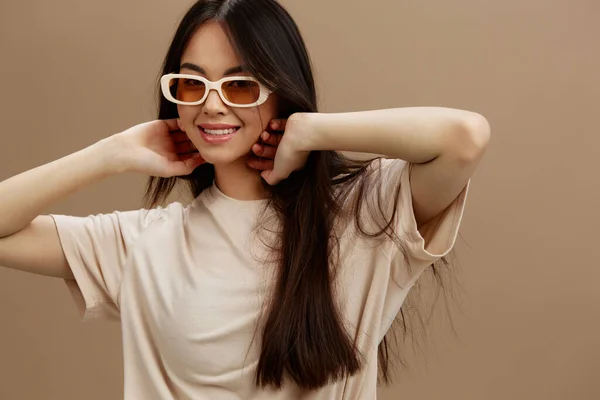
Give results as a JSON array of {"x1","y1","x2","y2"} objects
[{"x1": 209, "y1": 183, "x2": 269, "y2": 205}]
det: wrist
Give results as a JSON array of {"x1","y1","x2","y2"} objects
[
  {"x1": 88, "y1": 136, "x2": 130, "y2": 176},
  {"x1": 290, "y1": 112, "x2": 325, "y2": 152}
]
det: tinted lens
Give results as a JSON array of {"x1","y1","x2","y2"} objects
[
  {"x1": 171, "y1": 77, "x2": 206, "y2": 103},
  {"x1": 222, "y1": 80, "x2": 261, "y2": 105}
]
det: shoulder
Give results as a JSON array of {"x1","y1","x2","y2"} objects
[
  {"x1": 332, "y1": 158, "x2": 409, "y2": 233},
  {"x1": 141, "y1": 201, "x2": 189, "y2": 226},
  {"x1": 98, "y1": 201, "x2": 189, "y2": 237},
  {"x1": 368, "y1": 157, "x2": 408, "y2": 180},
  {"x1": 337, "y1": 157, "x2": 409, "y2": 203}
]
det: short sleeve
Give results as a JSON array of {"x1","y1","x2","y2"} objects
[
  {"x1": 377, "y1": 159, "x2": 470, "y2": 288},
  {"x1": 50, "y1": 208, "x2": 165, "y2": 321}
]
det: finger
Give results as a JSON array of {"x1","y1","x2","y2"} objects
[
  {"x1": 261, "y1": 131, "x2": 282, "y2": 146},
  {"x1": 162, "y1": 155, "x2": 203, "y2": 177},
  {"x1": 162, "y1": 118, "x2": 179, "y2": 131},
  {"x1": 269, "y1": 119, "x2": 287, "y2": 132},
  {"x1": 247, "y1": 157, "x2": 274, "y2": 171},
  {"x1": 260, "y1": 170, "x2": 273, "y2": 184},
  {"x1": 170, "y1": 130, "x2": 188, "y2": 142},
  {"x1": 252, "y1": 144, "x2": 277, "y2": 159},
  {"x1": 179, "y1": 151, "x2": 201, "y2": 161},
  {"x1": 184, "y1": 154, "x2": 205, "y2": 169},
  {"x1": 261, "y1": 170, "x2": 283, "y2": 186},
  {"x1": 175, "y1": 141, "x2": 197, "y2": 154},
  {"x1": 260, "y1": 131, "x2": 281, "y2": 146},
  {"x1": 176, "y1": 148, "x2": 197, "y2": 157}
]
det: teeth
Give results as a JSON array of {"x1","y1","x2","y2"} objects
[{"x1": 203, "y1": 128, "x2": 237, "y2": 135}]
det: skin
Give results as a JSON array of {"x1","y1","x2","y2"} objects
[
  {"x1": 176, "y1": 21, "x2": 280, "y2": 201},
  {"x1": 0, "y1": 19, "x2": 490, "y2": 280},
  {"x1": 174, "y1": 22, "x2": 491, "y2": 226},
  {"x1": 265, "y1": 109, "x2": 490, "y2": 228}
]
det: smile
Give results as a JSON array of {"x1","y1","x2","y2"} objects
[
  {"x1": 199, "y1": 126, "x2": 240, "y2": 144},
  {"x1": 203, "y1": 127, "x2": 238, "y2": 135}
]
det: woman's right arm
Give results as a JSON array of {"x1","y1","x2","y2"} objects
[
  {"x1": 0, "y1": 139, "x2": 124, "y2": 279},
  {"x1": 0, "y1": 119, "x2": 205, "y2": 279}
]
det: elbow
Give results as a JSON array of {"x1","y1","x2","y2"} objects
[{"x1": 452, "y1": 112, "x2": 491, "y2": 163}]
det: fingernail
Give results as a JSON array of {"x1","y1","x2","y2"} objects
[{"x1": 262, "y1": 132, "x2": 269, "y2": 140}]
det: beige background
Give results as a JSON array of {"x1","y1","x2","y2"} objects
[{"x1": 1, "y1": 0, "x2": 599, "y2": 399}]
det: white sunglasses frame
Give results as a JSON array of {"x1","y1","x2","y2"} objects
[{"x1": 160, "y1": 73, "x2": 272, "y2": 108}]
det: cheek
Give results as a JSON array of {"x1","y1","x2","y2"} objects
[
  {"x1": 177, "y1": 106, "x2": 197, "y2": 129},
  {"x1": 249, "y1": 100, "x2": 279, "y2": 130},
  {"x1": 237, "y1": 110, "x2": 267, "y2": 133},
  {"x1": 260, "y1": 97, "x2": 279, "y2": 128}
]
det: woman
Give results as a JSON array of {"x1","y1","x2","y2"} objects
[{"x1": 0, "y1": 0, "x2": 490, "y2": 398}]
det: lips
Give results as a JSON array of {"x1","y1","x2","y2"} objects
[
  {"x1": 199, "y1": 123, "x2": 240, "y2": 130},
  {"x1": 199, "y1": 126, "x2": 240, "y2": 144}
]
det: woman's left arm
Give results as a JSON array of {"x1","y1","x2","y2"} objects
[{"x1": 265, "y1": 107, "x2": 491, "y2": 227}]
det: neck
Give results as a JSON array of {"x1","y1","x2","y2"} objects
[{"x1": 213, "y1": 157, "x2": 268, "y2": 201}]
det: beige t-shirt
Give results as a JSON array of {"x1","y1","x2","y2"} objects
[{"x1": 51, "y1": 159, "x2": 469, "y2": 400}]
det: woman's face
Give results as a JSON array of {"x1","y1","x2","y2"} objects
[{"x1": 176, "y1": 21, "x2": 278, "y2": 165}]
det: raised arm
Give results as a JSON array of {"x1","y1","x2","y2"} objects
[
  {"x1": 264, "y1": 107, "x2": 490, "y2": 227},
  {"x1": 0, "y1": 119, "x2": 204, "y2": 278}
]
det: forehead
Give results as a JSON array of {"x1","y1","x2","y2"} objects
[{"x1": 181, "y1": 21, "x2": 242, "y2": 77}]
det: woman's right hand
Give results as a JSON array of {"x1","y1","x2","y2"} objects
[
  {"x1": 110, "y1": 118, "x2": 285, "y2": 178},
  {"x1": 112, "y1": 119, "x2": 205, "y2": 178}
]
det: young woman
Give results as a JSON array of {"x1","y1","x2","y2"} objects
[{"x1": 0, "y1": 0, "x2": 490, "y2": 399}]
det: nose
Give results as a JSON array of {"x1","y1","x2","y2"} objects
[{"x1": 203, "y1": 88, "x2": 228, "y2": 115}]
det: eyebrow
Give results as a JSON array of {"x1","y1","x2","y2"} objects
[{"x1": 179, "y1": 63, "x2": 247, "y2": 76}]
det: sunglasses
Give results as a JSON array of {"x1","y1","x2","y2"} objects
[{"x1": 160, "y1": 73, "x2": 272, "y2": 108}]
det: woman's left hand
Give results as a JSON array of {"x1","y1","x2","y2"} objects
[{"x1": 255, "y1": 115, "x2": 311, "y2": 185}]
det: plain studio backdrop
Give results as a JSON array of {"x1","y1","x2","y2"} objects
[{"x1": 1, "y1": 0, "x2": 599, "y2": 399}]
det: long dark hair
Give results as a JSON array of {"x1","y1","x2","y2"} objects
[{"x1": 144, "y1": 0, "x2": 454, "y2": 391}]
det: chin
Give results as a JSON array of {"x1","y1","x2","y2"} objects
[
  {"x1": 192, "y1": 128, "x2": 258, "y2": 166},
  {"x1": 198, "y1": 149, "x2": 249, "y2": 166}
]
